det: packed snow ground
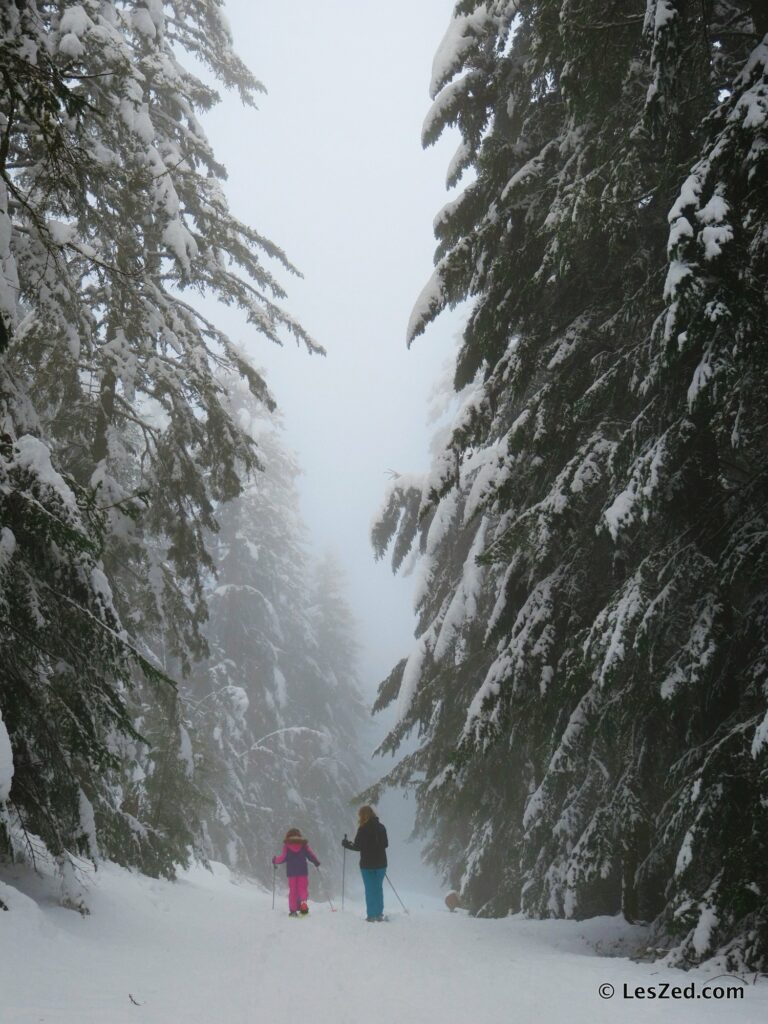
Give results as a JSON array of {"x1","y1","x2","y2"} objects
[{"x1": 1, "y1": 860, "x2": 766, "y2": 1024}]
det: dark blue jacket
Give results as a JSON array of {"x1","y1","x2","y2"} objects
[{"x1": 347, "y1": 817, "x2": 388, "y2": 870}]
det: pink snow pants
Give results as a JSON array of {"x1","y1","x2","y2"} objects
[{"x1": 288, "y1": 875, "x2": 308, "y2": 912}]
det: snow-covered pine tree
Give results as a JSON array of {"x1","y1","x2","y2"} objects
[
  {"x1": 190, "y1": 383, "x2": 366, "y2": 883},
  {"x1": 309, "y1": 551, "x2": 368, "y2": 764},
  {"x1": 372, "y1": 1, "x2": 768, "y2": 969},
  {"x1": 0, "y1": 12, "x2": 184, "y2": 894},
  {"x1": 627, "y1": 0, "x2": 768, "y2": 969},
  {"x1": 1, "y1": 2, "x2": 318, "y2": 880},
  {"x1": 305, "y1": 551, "x2": 371, "y2": 846},
  {"x1": 191, "y1": 411, "x2": 314, "y2": 876}
]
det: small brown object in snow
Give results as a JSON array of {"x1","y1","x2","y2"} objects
[{"x1": 444, "y1": 891, "x2": 461, "y2": 912}]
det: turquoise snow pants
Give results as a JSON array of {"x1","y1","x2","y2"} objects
[{"x1": 360, "y1": 867, "x2": 386, "y2": 918}]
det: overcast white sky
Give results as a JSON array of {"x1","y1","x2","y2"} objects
[{"x1": 202, "y1": 0, "x2": 464, "y2": 700}]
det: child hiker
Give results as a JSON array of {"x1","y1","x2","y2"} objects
[{"x1": 272, "y1": 828, "x2": 320, "y2": 916}]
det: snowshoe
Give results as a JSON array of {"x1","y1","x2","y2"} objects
[
  {"x1": 289, "y1": 911, "x2": 298, "y2": 917},
  {"x1": 299, "y1": 901, "x2": 309, "y2": 915}
]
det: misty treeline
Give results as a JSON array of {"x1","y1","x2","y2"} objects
[
  {"x1": 0, "y1": 1, "x2": 365, "y2": 905},
  {"x1": 371, "y1": 1, "x2": 768, "y2": 969}
]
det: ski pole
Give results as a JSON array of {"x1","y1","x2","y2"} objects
[
  {"x1": 272, "y1": 863, "x2": 276, "y2": 910},
  {"x1": 342, "y1": 835, "x2": 347, "y2": 912},
  {"x1": 385, "y1": 874, "x2": 409, "y2": 915},
  {"x1": 314, "y1": 864, "x2": 336, "y2": 912}
]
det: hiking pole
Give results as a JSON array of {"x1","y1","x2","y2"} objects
[
  {"x1": 272, "y1": 863, "x2": 276, "y2": 910},
  {"x1": 385, "y1": 874, "x2": 409, "y2": 915},
  {"x1": 342, "y1": 835, "x2": 347, "y2": 912},
  {"x1": 314, "y1": 864, "x2": 337, "y2": 912}
]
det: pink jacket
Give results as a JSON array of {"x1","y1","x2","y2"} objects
[{"x1": 273, "y1": 841, "x2": 320, "y2": 877}]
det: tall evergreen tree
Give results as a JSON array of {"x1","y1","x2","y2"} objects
[
  {"x1": 0, "y1": 16, "x2": 173, "y2": 892},
  {"x1": 1, "y1": 1, "x2": 317, "y2": 883},
  {"x1": 372, "y1": 1, "x2": 768, "y2": 969}
]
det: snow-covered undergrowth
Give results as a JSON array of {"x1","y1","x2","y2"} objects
[{"x1": 1, "y1": 861, "x2": 765, "y2": 1024}]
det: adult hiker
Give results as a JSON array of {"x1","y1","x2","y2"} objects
[
  {"x1": 272, "y1": 827, "x2": 320, "y2": 916},
  {"x1": 341, "y1": 805, "x2": 388, "y2": 922}
]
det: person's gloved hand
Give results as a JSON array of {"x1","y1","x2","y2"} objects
[
  {"x1": 271, "y1": 857, "x2": 277, "y2": 866},
  {"x1": 341, "y1": 838, "x2": 353, "y2": 850}
]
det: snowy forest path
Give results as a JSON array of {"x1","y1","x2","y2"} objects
[{"x1": 2, "y1": 861, "x2": 767, "y2": 1024}]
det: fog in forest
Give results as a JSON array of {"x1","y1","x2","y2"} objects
[
  {"x1": 196, "y1": 0, "x2": 464, "y2": 897},
  {"x1": 202, "y1": 0, "x2": 464, "y2": 686}
]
